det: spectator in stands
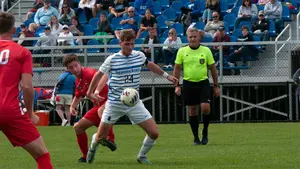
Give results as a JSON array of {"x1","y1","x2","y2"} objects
[
  {"x1": 136, "y1": 9, "x2": 157, "y2": 38},
  {"x1": 257, "y1": 0, "x2": 270, "y2": 6},
  {"x1": 54, "y1": 71, "x2": 76, "y2": 126},
  {"x1": 226, "y1": 26, "x2": 257, "y2": 66},
  {"x1": 49, "y1": 15, "x2": 63, "y2": 36},
  {"x1": 234, "y1": 0, "x2": 258, "y2": 30},
  {"x1": 107, "y1": 0, "x2": 129, "y2": 22},
  {"x1": 115, "y1": 7, "x2": 139, "y2": 39},
  {"x1": 227, "y1": 0, "x2": 242, "y2": 13},
  {"x1": 184, "y1": 0, "x2": 201, "y2": 21},
  {"x1": 204, "y1": 11, "x2": 224, "y2": 37},
  {"x1": 211, "y1": 26, "x2": 231, "y2": 62},
  {"x1": 162, "y1": 28, "x2": 182, "y2": 68},
  {"x1": 29, "y1": 0, "x2": 59, "y2": 32},
  {"x1": 94, "y1": 0, "x2": 114, "y2": 16},
  {"x1": 252, "y1": 10, "x2": 270, "y2": 41},
  {"x1": 17, "y1": 24, "x2": 35, "y2": 47},
  {"x1": 202, "y1": 0, "x2": 220, "y2": 23},
  {"x1": 141, "y1": 28, "x2": 161, "y2": 63},
  {"x1": 33, "y1": 26, "x2": 56, "y2": 54},
  {"x1": 59, "y1": 4, "x2": 76, "y2": 25},
  {"x1": 58, "y1": 25, "x2": 75, "y2": 53},
  {"x1": 94, "y1": 12, "x2": 112, "y2": 44},
  {"x1": 264, "y1": 0, "x2": 282, "y2": 34},
  {"x1": 25, "y1": 0, "x2": 45, "y2": 20},
  {"x1": 56, "y1": 0, "x2": 75, "y2": 9},
  {"x1": 134, "y1": 0, "x2": 153, "y2": 16},
  {"x1": 78, "y1": 0, "x2": 96, "y2": 21},
  {"x1": 293, "y1": 67, "x2": 300, "y2": 104},
  {"x1": 69, "y1": 16, "x2": 84, "y2": 45}
]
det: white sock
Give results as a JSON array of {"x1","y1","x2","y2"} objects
[{"x1": 138, "y1": 135, "x2": 156, "y2": 158}]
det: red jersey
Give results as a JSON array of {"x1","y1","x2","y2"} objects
[
  {"x1": 75, "y1": 67, "x2": 108, "y2": 104},
  {"x1": 0, "y1": 40, "x2": 33, "y2": 115}
]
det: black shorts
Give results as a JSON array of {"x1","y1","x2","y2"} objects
[{"x1": 182, "y1": 79, "x2": 211, "y2": 106}]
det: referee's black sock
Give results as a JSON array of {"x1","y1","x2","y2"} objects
[
  {"x1": 202, "y1": 114, "x2": 210, "y2": 136},
  {"x1": 189, "y1": 116, "x2": 199, "y2": 138}
]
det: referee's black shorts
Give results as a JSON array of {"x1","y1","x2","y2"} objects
[{"x1": 182, "y1": 79, "x2": 211, "y2": 106}]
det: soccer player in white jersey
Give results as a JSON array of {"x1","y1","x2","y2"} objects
[{"x1": 85, "y1": 29, "x2": 178, "y2": 164}]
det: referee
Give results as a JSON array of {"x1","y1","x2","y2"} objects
[{"x1": 173, "y1": 27, "x2": 220, "y2": 145}]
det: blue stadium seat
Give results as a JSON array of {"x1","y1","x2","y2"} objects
[
  {"x1": 220, "y1": 0, "x2": 228, "y2": 16},
  {"x1": 224, "y1": 21, "x2": 230, "y2": 34},
  {"x1": 153, "y1": 2, "x2": 162, "y2": 16},
  {"x1": 231, "y1": 6, "x2": 239, "y2": 16},
  {"x1": 89, "y1": 17, "x2": 100, "y2": 33},
  {"x1": 228, "y1": 0, "x2": 235, "y2": 8},
  {"x1": 161, "y1": 30, "x2": 169, "y2": 38},
  {"x1": 159, "y1": 0, "x2": 170, "y2": 9},
  {"x1": 134, "y1": 38, "x2": 144, "y2": 50},
  {"x1": 24, "y1": 19, "x2": 34, "y2": 27},
  {"x1": 110, "y1": 17, "x2": 122, "y2": 31},
  {"x1": 232, "y1": 29, "x2": 242, "y2": 37},
  {"x1": 170, "y1": 23, "x2": 184, "y2": 37},
  {"x1": 14, "y1": 27, "x2": 21, "y2": 37},
  {"x1": 268, "y1": 19, "x2": 276, "y2": 37},
  {"x1": 194, "y1": 22, "x2": 205, "y2": 30},
  {"x1": 239, "y1": 21, "x2": 252, "y2": 30},
  {"x1": 96, "y1": 10, "x2": 109, "y2": 17},
  {"x1": 181, "y1": 36, "x2": 188, "y2": 43},
  {"x1": 83, "y1": 24, "x2": 94, "y2": 36},
  {"x1": 35, "y1": 26, "x2": 45, "y2": 37},
  {"x1": 163, "y1": 8, "x2": 177, "y2": 21},
  {"x1": 78, "y1": 10, "x2": 87, "y2": 24},
  {"x1": 171, "y1": 1, "x2": 184, "y2": 15},
  {"x1": 108, "y1": 38, "x2": 120, "y2": 53},
  {"x1": 202, "y1": 35, "x2": 213, "y2": 42},
  {"x1": 139, "y1": 31, "x2": 149, "y2": 39},
  {"x1": 224, "y1": 14, "x2": 235, "y2": 31},
  {"x1": 282, "y1": 5, "x2": 291, "y2": 21},
  {"x1": 257, "y1": 5, "x2": 264, "y2": 12},
  {"x1": 230, "y1": 35, "x2": 237, "y2": 42},
  {"x1": 87, "y1": 39, "x2": 101, "y2": 53},
  {"x1": 252, "y1": 34, "x2": 263, "y2": 52},
  {"x1": 156, "y1": 15, "x2": 168, "y2": 31}
]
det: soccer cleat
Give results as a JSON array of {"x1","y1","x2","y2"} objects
[
  {"x1": 137, "y1": 156, "x2": 152, "y2": 165},
  {"x1": 78, "y1": 157, "x2": 86, "y2": 163},
  {"x1": 193, "y1": 137, "x2": 201, "y2": 145},
  {"x1": 99, "y1": 139, "x2": 117, "y2": 151},
  {"x1": 86, "y1": 134, "x2": 100, "y2": 163},
  {"x1": 61, "y1": 119, "x2": 68, "y2": 126},
  {"x1": 201, "y1": 133, "x2": 209, "y2": 145}
]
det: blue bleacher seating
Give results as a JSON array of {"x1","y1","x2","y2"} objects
[
  {"x1": 156, "y1": 15, "x2": 168, "y2": 31},
  {"x1": 160, "y1": 37, "x2": 166, "y2": 43},
  {"x1": 110, "y1": 17, "x2": 122, "y2": 31},
  {"x1": 224, "y1": 14, "x2": 236, "y2": 31},
  {"x1": 230, "y1": 35, "x2": 237, "y2": 42},
  {"x1": 163, "y1": 8, "x2": 177, "y2": 21},
  {"x1": 87, "y1": 39, "x2": 101, "y2": 53},
  {"x1": 134, "y1": 38, "x2": 144, "y2": 50},
  {"x1": 181, "y1": 36, "x2": 188, "y2": 43},
  {"x1": 282, "y1": 5, "x2": 291, "y2": 21},
  {"x1": 89, "y1": 17, "x2": 100, "y2": 33},
  {"x1": 78, "y1": 10, "x2": 87, "y2": 24},
  {"x1": 159, "y1": 0, "x2": 170, "y2": 9},
  {"x1": 170, "y1": 23, "x2": 184, "y2": 37},
  {"x1": 232, "y1": 29, "x2": 242, "y2": 37},
  {"x1": 268, "y1": 19, "x2": 276, "y2": 37},
  {"x1": 139, "y1": 31, "x2": 149, "y2": 39},
  {"x1": 24, "y1": 19, "x2": 34, "y2": 27},
  {"x1": 220, "y1": 0, "x2": 228, "y2": 16},
  {"x1": 171, "y1": 1, "x2": 184, "y2": 15},
  {"x1": 224, "y1": 21, "x2": 230, "y2": 34},
  {"x1": 161, "y1": 29, "x2": 169, "y2": 38},
  {"x1": 202, "y1": 35, "x2": 213, "y2": 42},
  {"x1": 239, "y1": 21, "x2": 252, "y2": 30},
  {"x1": 153, "y1": 2, "x2": 162, "y2": 16},
  {"x1": 96, "y1": 10, "x2": 109, "y2": 17},
  {"x1": 194, "y1": 22, "x2": 205, "y2": 30},
  {"x1": 83, "y1": 24, "x2": 94, "y2": 36},
  {"x1": 108, "y1": 38, "x2": 119, "y2": 53}
]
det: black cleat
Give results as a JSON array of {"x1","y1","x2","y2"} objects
[
  {"x1": 201, "y1": 131, "x2": 209, "y2": 145},
  {"x1": 194, "y1": 137, "x2": 201, "y2": 145},
  {"x1": 78, "y1": 157, "x2": 87, "y2": 163},
  {"x1": 99, "y1": 139, "x2": 117, "y2": 151}
]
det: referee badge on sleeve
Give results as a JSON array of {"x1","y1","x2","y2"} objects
[{"x1": 199, "y1": 58, "x2": 205, "y2": 64}]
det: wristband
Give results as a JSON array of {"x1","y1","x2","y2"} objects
[
  {"x1": 162, "y1": 72, "x2": 169, "y2": 79},
  {"x1": 94, "y1": 90, "x2": 100, "y2": 95}
]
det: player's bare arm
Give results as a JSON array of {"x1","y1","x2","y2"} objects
[
  {"x1": 146, "y1": 61, "x2": 178, "y2": 84},
  {"x1": 93, "y1": 74, "x2": 109, "y2": 103},
  {"x1": 173, "y1": 64, "x2": 182, "y2": 96},
  {"x1": 70, "y1": 96, "x2": 81, "y2": 116},
  {"x1": 209, "y1": 64, "x2": 220, "y2": 97},
  {"x1": 86, "y1": 71, "x2": 105, "y2": 100}
]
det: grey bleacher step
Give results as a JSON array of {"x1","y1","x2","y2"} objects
[{"x1": 11, "y1": 8, "x2": 30, "y2": 14}]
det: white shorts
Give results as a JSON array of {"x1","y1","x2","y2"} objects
[
  {"x1": 56, "y1": 94, "x2": 73, "y2": 106},
  {"x1": 101, "y1": 100, "x2": 152, "y2": 124}
]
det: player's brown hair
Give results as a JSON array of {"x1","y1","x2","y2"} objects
[
  {"x1": 0, "y1": 12, "x2": 15, "y2": 34},
  {"x1": 63, "y1": 54, "x2": 80, "y2": 67},
  {"x1": 119, "y1": 29, "x2": 136, "y2": 42}
]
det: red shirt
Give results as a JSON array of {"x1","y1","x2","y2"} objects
[
  {"x1": 0, "y1": 40, "x2": 33, "y2": 114},
  {"x1": 75, "y1": 67, "x2": 108, "y2": 104}
]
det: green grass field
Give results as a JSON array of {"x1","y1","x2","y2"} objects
[{"x1": 1, "y1": 123, "x2": 300, "y2": 169}]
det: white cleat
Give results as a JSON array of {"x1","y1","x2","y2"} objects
[
  {"x1": 86, "y1": 133, "x2": 100, "y2": 163},
  {"x1": 61, "y1": 119, "x2": 68, "y2": 126}
]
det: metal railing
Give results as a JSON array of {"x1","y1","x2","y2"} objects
[
  {"x1": 1, "y1": 0, "x2": 6, "y2": 11},
  {"x1": 275, "y1": 24, "x2": 292, "y2": 73},
  {"x1": 6, "y1": 0, "x2": 21, "y2": 21},
  {"x1": 297, "y1": 12, "x2": 300, "y2": 41}
]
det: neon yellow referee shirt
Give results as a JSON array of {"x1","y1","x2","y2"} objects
[{"x1": 175, "y1": 45, "x2": 215, "y2": 82}]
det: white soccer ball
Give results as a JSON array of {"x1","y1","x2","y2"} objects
[{"x1": 121, "y1": 88, "x2": 140, "y2": 106}]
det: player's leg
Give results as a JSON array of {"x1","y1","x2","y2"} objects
[
  {"x1": 2, "y1": 114, "x2": 53, "y2": 169},
  {"x1": 183, "y1": 80, "x2": 201, "y2": 145},
  {"x1": 199, "y1": 79, "x2": 212, "y2": 145},
  {"x1": 73, "y1": 117, "x2": 95, "y2": 162},
  {"x1": 56, "y1": 104, "x2": 68, "y2": 126},
  {"x1": 97, "y1": 104, "x2": 115, "y2": 143},
  {"x1": 22, "y1": 137, "x2": 53, "y2": 169},
  {"x1": 64, "y1": 94, "x2": 73, "y2": 126},
  {"x1": 127, "y1": 100, "x2": 157, "y2": 164}
]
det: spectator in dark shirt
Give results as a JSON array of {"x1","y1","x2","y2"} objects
[
  {"x1": 17, "y1": 24, "x2": 35, "y2": 47},
  {"x1": 107, "y1": 0, "x2": 129, "y2": 22},
  {"x1": 252, "y1": 10, "x2": 270, "y2": 41},
  {"x1": 202, "y1": 0, "x2": 220, "y2": 23},
  {"x1": 94, "y1": 0, "x2": 114, "y2": 17},
  {"x1": 211, "y1": 26, "x2": 231, "y2": 62},
  {"x1": 136, "y1": 9, "x2": 157, "y2": 38},
  {"x1": 141, "y1": 28, "x2": 161, "y2": 62}
]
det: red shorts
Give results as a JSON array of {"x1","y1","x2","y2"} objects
[
  {"x1": 83, "y1": 105, "x2": 101, "y2": 127},
  {"x1": 0, "y1": 112, "x2": 40, "y2": 147}
]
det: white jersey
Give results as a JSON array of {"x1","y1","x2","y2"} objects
[{"x1": 99, "y1": 50, "x2": 147, "y2": 105}]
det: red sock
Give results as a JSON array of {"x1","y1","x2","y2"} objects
[
  {"x1": 36, "y1": 152, "x2": 53, "y2": 169},
  {"x1": 76, "y1": 132, "x2": 88, "y2": 158},
  {"x1": 107, "y1": 127, "x2": 115, "y2": 143}
]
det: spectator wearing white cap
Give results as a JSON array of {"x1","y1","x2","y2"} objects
[{"x1": 58, "y1": 25, "x2": 74, "y2": 52}]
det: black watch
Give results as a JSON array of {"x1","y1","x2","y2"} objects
[{"x1": 213, "y1": 84, "x2": 219, "y2": 87}]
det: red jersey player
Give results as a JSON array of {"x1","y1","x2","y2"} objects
[
  {"x1": 62, "y1": 54, "x2": 116, "y2": 163},
  {"x1": 0, "y1": 12, "x2": 53, "y2": 169}
]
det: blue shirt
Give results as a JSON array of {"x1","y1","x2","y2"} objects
[
  {"x1": 134, "y1": 0, "x2": 153, "y2": 15},
  {"x1": 34, "y1": 6, "x2": 59, "y2": 25},
  {"x1": 57, "y1": 71, "x2": 76, "y2": 95},
  {"x1": 121, "y1": 15, "x2": 139, "y2": 32}
]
